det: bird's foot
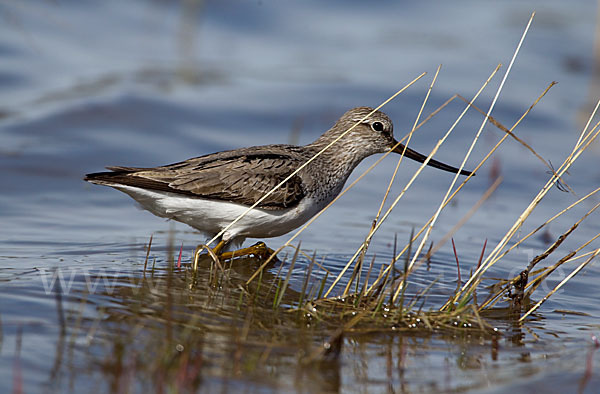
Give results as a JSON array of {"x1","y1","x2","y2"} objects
[
  {"x1": 220, "y1": 241, "x2": 279, "y2": 262},
  {"x1": 193, "y1": 241, "x2": 279, "y2": 268}
]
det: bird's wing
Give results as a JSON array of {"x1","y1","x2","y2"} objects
[{"x1": 86, "y1": 146, "x2": 306, "y2": 210}]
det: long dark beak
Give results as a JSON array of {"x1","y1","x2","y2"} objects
[{"x1": 392, "y1": 141, "x2": 473, "y2": 176}]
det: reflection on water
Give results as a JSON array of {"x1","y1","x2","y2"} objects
[
  {"x1": 7, "y1": 251, "x2": 588, "y2": 393},
  {"x1": 45, "y1": 258, "x2": 340, "y2": 392}
]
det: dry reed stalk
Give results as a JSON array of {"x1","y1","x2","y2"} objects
[
  {"x1": 341, "y1": 66, "x2": 443, "y2": 298},
  {"x1": 422, "y1": 176, "x2": 502, "y2": 263},
  {"x1": 385, "y1": 175, "x2": 503, "y2": 305},
  {"x1": 456, "y1": 88, "x2": 574, "y2": 194},
  {"x1": 193, "y1": 243, "x2": 224, "y2": 274},
  {"x1": 474, "y1": 186, "x2": 600, "y2": 280},
  {"x1": 324, "y1": 65, "x2": 501, "y2": 298},
  {"x1": 373, "y1": 65, "x2": 443, "y2": 226},
  {"x1": 525, "y1": 232, "x2": 600, "y2": 303},
  {"x1": 442, "y1": 95, "x2": 600, "y2": 308},
  {"x1": 450, "y1": 110, "x2": 600, "y2": 309},
  {"x1": 519, "y1": 247, "x2": 600, "y2": 322},
  {"x1": 525, "y1": 201, "x2": 600, "y2": 273},
  {"x1": 397, "y1": 13, "x2": 536, "y2": 304},
  {"x1": 365, "y1": 81, "x2": 553, "y2": 296},
  {"x1": 479, "y1": 210, "x2": 600, "y2": 311}
]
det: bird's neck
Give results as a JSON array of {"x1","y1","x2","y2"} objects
[
  {"x1": 309, "y1": 128, "x2": 368, "y2": 160},
  {"x1": 306, "y1": 130, "x2": 367, "y2": 184}
]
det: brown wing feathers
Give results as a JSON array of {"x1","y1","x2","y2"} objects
[{"x1": 85, "y1": 148, "x2": 306, "y2": 210}]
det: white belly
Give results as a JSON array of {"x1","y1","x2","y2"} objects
[{"x1": 112, "y1": 185, "x2": 324, "y2": 243}]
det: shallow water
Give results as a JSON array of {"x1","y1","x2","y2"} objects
[{"x1": 1, "y1": 1, "x2": 600, "y2": 393}]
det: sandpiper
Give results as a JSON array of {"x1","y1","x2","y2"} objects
[{"x1": 85, "y1": 107, "x2": 471, "y2": 254}]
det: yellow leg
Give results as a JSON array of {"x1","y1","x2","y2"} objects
[
  {"x1": 193, "y1": 241, "x2": 276, "y2": 268},
  {"x1": 193, "y1": 240, "x2": 227, "y2": 269},
  {"x1": 212, "y1": 240, "x2": 227, "y2": 255},
  {"x1": 219, "y1": 241, "x2": 278, "y2": 261}
]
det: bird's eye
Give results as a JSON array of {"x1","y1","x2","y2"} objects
[{"x1": 371, "y1": 121, "x2": 384, "y2": 132}]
